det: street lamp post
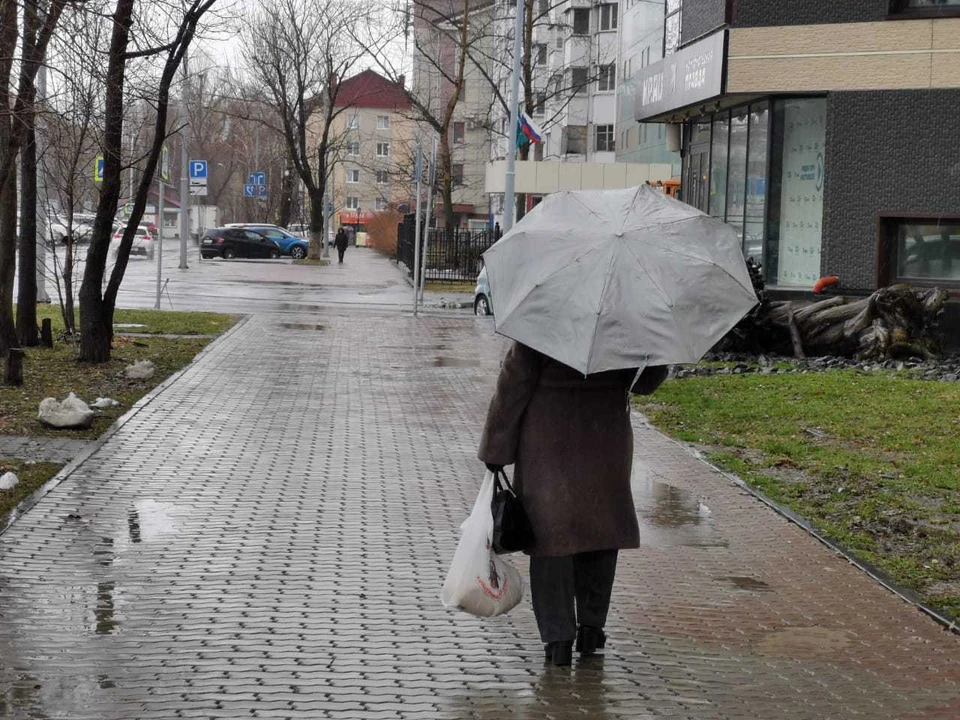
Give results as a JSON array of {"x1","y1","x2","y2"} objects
[{"x1": 355, "y1": 205, "x2": 360, "y2": 243}]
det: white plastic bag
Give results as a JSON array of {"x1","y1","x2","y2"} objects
[{"x1": 442, "y1": 471, "x2": 524, "y2": 617}]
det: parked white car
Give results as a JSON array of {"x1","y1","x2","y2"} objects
[
  {"x1": 112, "y1": 225, "x2": 155, "y2": 260},
  {"x1": 47, "y1": 214, "x2": 95, "y2": 245}
]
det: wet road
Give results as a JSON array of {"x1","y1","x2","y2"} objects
[{"x1": 2, "y1": 256, "x2": 959, "y2": 718}]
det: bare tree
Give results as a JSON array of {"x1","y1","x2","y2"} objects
[
  {"x1": 78, "y1": 0, "x2": 218, "y2": 362},
  {"x1": 0, "y1": 0, "x2": 69, "y2": 382},
  {"x1": 243, "y1": 0, "x2": 390, "y2": 260}
]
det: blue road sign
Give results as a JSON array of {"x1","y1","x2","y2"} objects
[
  {"x1": 247, "y1": 173, "x2": 256, "y2": 186},
  {"x1": 257, "y1": 185, "x2": 268, "y2": 197},
  {"x1": 243, "y1": 184, "x2": 255, "y2": 198},
  {"x1": 253, "y1": 172, "x2": 266, "y2": 186},
  {"x1": 189, "y1": 160, "x2": 208, "y2": 179}
]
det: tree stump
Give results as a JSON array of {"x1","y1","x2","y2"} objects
[
  {"x1": 3, "y1": 348, "x2": 23, "y2": 386},
  {"x1": 40, "y1": 318, "x2": 53, "y2": 348}
]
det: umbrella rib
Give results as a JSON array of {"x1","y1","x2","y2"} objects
[
  {"x1": 618, "y1": 185, "x2": 645, "y2": 235},
  {"x1": 584, "y1": 242, "x2": 623, "y2": 375},
  {"x1": 648, "y1": 244, "x2": 757, "y2": 293},
  {"x1": 620, "y1": 240, "x2": 699, "y2": 361}
]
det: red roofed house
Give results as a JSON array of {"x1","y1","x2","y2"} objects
[{"x1": 324, "y1": 69, "x2": 414, "y2": 239}]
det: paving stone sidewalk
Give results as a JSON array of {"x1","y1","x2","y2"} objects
[
  {"x1": 0, "y1": 309, "x2": 958, "y2": 719},
  {"x1": 0, "y1": 435, "x2": 89, "y2": 464}
]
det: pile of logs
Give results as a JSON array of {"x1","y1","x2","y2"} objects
[{"x1": 719, "y1": 260, "x2": 950, "y2": 360}]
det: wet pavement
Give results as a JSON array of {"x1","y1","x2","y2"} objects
[
  {"x1": 2, "y1": 256, "x2": 959, "y2": 719},
  {"x1": 0, "y1": 436, "x2": 89, "y2": 464}
]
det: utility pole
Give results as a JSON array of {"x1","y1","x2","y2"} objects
[
  {"x1": 155, "y1": 180, "x2": 164, "y2": 308},
  {"x1": 502, "y1": 0, "x2": 525, "y2": 233},
  {"x1": 178, "y1": 49, "x2": 190, "y2": 269},
  {"x1": 419, "y1": 134, "x2": 438, "y2": 303},
  {"x1": 412, "y1": 142, "x2": 423, "y2": 316}
]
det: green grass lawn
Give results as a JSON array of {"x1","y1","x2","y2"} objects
[
  {"x1": 635, "y1": 370, "x2": 960, "y2": 619},
  {"x1": 1, "y1": 460, "x2": 64, "y2": 527},
  {"x1": 425, "y1": 281, "x2": 475, "y2": 294},
  {"x1": 35, "y1": 305, "x2": 240, "y2": 336}
]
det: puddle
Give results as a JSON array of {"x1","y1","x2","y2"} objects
[
  {"x1": 634, "y1": 477, "x2": 727, "y2": 548},
  {"x1": 113, "y1": 323, "x2": 147, "y2": 329},
  {"x1": 92, "y1": 537, "x2": 114, "y2": 567},
  {"x1": 433, "y1": 357, "x2": 481, "y2": 368},
  {"x1": 279, "y1": 323, "x2": 325, "y2": 331},
  {"x1": 94, "y1": 581, "x2": 118, "y2": 635},
  {"x1": 715, "y1": 576, "x2": 772, "y2": 592}
]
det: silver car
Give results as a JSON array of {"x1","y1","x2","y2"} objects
[{"x1": 474, "y1": 266, "x2": 493, "y2": 316}]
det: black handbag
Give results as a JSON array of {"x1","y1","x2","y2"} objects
[{"x1": 491, "y1": 469, "x2": 535, "y2": 554}]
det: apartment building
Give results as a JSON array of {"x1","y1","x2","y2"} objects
[
  {"x1": 329, "y1": 70, "x2": 414, "y2": 232},
  {"x1": 633, "y1": 0, "x2": 960, "y2": 306}
]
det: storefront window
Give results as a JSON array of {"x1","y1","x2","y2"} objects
[
  {"x1": 744, "y1": 103, "x2": 769, "y2": 263},
  {"x1": 709, "y1": 112, "x2": 729, "y2": 218},
  {"x1": 774, "y1": 98, "x2": 826, "y2": 287},
  {"x1": 725, "y1": 109, "x2": 748, "y2": 243},
  {"x1": 897, "y1": 220, "x2": 960, "y2": 282}
]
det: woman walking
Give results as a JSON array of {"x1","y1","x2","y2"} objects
[
  {"x1": 479, "y1": 342, "x2": 667, "y2": 666},
  {"x1": 335, "y1": 227, "x2": 348, "y2": 264}
]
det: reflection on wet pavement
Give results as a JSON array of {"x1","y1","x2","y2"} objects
[
  {"x1": 634, "y1": 475, "x2": 727, "y2": 548},
  {"x1": 279, "y1": 322, "x2": 325, "y2": 331},
  {"x1": 715, "y1": 575, "x2": 772, "y2": 592},
  {"x1": 433, "y1": 356, "x2": 482, "y2": 368}
]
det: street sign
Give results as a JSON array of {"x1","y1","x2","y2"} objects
[
  {"x1": 257, "y1": 185, "x2": 268, "y2": 197},
  {"x1": 325, "y1": 202, "x2": 334, "y2": 215},
  {"x1": 160, "y1": 146, "x2": 169, "y2": 181},
  {"x1": 243, "y1": 184, "x2": 256, "y2": 198},
  {"x1": 189, "y1": 177, "x2": 207, "y2": 187},
  {"x1": 189, "y1": 160, "x2": 208, "y2": 179},
  {"x1": 253, "y1": 172, "x2": 265, "y2": 186},
  {"x1": 189, "y1": 185, "x2": 208, "y2": 197},
  {"x1": 94, "y1": 156, "x2": 104, "y2": 183}
]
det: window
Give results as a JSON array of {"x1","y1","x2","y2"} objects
[
  {"x1": 597, "y1": 63, "x2": 616, "y2": 91},
  {"x1": 347, "y1": 168, "x2": 359, "y2": 184},
  {"x1": 664, "y1": 0, "x2": 682, "y2": 57},
  {"x1": 709, "y1": 112, "x2": 729, "y2": 219},
  {"x1": 452, "y1": 164, "x2": 464, "y2": 185},
  {"x1": 376, "y1": 170, "x2": 389, "y2": 185},
  {"x1": 535, "y1": 43, "x2": 548, "y2": 65},
  {"x1": 726, "y1": 109, "x2": 748, "y2": 243},
  {"x1": 454, "y1": 121, "x2": 465, "y2": 143},
  {"x1": 571, "y1": 66, "x2": 588, "y2": 93},
  {"x1": 538, "y1": 0, "x2": 548, "y2": 16},
  {"x1": 534, "y1": 92, "x2": 545, "y2": 116},
  {"x1": 595, "y1": 124, "x2": 615, "y2": 152},
  {"x1": 598, "y1": 3, "x2": 618, "y2": 31},
  {"x1": 572, "y1": 7, "x2": 589, "y2": 34},
  {"x1": 534, "y1": 141, "x2": 544, "y2": 161},
  {"x1": 891, "y1": 0, "x2": 960, "y2": 14},
  {"x1": 348, "y1": 113, "x2": 360, "y2": 129},
  {"x1": 744, "y1": 103, "x2": 770, "y2": 263},
  {"x1": 346, "y1": 196, "x2": 359, "y2": 210},
  {"x1": 882, "y1": 218, "x2": 960, "y2": 283},
  {"x1": 375, "y1": 197, "x2": 389, "y2": 211},
  {"x1": 376, "y1": 142, "x2": 390, "y2": 157},
  {"x1": 556, "y1": 36, "x2": 563, "y2": 49},
  {"x1": 563, "y1": 125, "x2": 586, "y2": 154},
  {"x1": 377, "y1": 115, "x2": 390, "y2": 130},
  {"x1": 347, "y1": 141, "x2": 360, "y2": 156}
]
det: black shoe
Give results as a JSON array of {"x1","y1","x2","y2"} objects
[
  {"x1": 575, "y1": 626, "x2": 606, "y2": 656},
  {"x1": 543, "y1": 641, "x2": 573, "y2": 666}
]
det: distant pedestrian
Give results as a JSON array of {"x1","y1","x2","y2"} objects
[
  {"x1": 335, "y1": 228, "x2": 348, "y2": 264},
  {"x1": 479, "y1": 342, "x2": 668, "y2": 666}
]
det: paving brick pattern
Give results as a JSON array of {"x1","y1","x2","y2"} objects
[
  {"x1": 1, "y1": 310, "x2": 958, "y2": 719},
  {"x1": 0, "y1": 436, "x2": 89, "y2": 464}
]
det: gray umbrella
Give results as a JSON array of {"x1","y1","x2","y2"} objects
[{"x1": 483, "y1": 185, "x2": 758, "y2": 375}]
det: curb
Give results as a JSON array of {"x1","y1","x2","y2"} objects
[
  {"x1": 0, "y1": 315, "x2": 253, "y2": 537},
  {"x1": 400, "y1": 272, "x2": 473, "y2": 309},
  {"x1": 632, "y1": 411, "x2": 959, "y2": 636}
]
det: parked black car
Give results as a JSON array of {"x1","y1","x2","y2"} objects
[{"x1": 200, "y1": 227, "x2": 282, "y2": 260}]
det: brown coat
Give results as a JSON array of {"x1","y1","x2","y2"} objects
[{"x1": 478, "y1": 342, "x2": 667, "y2": 557}]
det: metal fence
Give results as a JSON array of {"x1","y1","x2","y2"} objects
[{"x1": 397, "y1": 217, "x2": 500, "y2": 284}]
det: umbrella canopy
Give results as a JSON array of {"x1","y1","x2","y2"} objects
[{"x1": 483, "y1": 185, "x2": 758, "y2": 375}]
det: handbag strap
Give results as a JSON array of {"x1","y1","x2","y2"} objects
[{"x1": 493, "y1": 468, "x2": 517, "y2": 496}]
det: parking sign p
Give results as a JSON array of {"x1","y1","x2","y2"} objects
[{"x1": 189, "y1": 160, "x2": 208, "y2": 179}]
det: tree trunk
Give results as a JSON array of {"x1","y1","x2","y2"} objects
[
  {"x1": 79, "y1": 289, "x2": 113, "y2": 362},
  {"x1": 307, "y1": 189, "x2": 324, "y2": 259},
  {"x1": 17, "y1": 114, "x2": 39, "y2": 347},
  {"x1": 439, "y1": 130, "x2": 454, "y2": 232},
  {"x1": 277, "y1": 168, "x2": 293, "y2": 228},
  {"x1": 0, "y1": 180, "x2": 17, "y2": 367}
]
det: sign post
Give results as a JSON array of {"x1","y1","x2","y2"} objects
[{"x1": 155, "y1": 145, "x2": 168, "y2": 309}]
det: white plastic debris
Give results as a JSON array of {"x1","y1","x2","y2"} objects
[
  {"x1": 38, "y1": 392, "x2": 96, "y2": 429},
  {"x1": 0, "y1": 472, "x2": 18, "y2": 491},
  {"x1": 91, "y1": 397, "x2": 120, "y2": 409},
  {"x1": 124, "y1": 360, "x2": 156, "y2": 380}
]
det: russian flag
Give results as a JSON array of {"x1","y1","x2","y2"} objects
[{"x1": 517, "y1": 111, "x2": 544, "y2": 147}]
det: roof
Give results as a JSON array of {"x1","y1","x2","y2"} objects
[{"x1": 333, "y1": 69, "x2": 411, "y2": 111}]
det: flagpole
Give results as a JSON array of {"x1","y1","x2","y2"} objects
[{"x1": 502, "y1": 0, "x2": 524, "y2": 234}]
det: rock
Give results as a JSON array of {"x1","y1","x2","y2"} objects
[
  {"x1": 943, "y1": 373, "x2": 958, "y2": 382},
  {"x1": 124, "y1": 360, "x2": 156, "y2": 380},
  {"x1": 38, "y1": 392, "x2": 95, "y2": 429},
  {"x1": 91, "y1": 397, "x2": 120, "y2": 409},
  {"x1": 0, "y1": 472, "x2": 18, "y2": 491}
]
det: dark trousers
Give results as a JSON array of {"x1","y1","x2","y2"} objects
[
  {"x1": 529, "y1": 549, "x2": 618, "y2": 643},
  {"x1": 337, "y1": 247, "x2": 346, "y2": 263}
]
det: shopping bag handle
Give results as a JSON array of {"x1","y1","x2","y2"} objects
[{"x1": 492, "y1": 468, "x2": 517, "y2": 497}]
